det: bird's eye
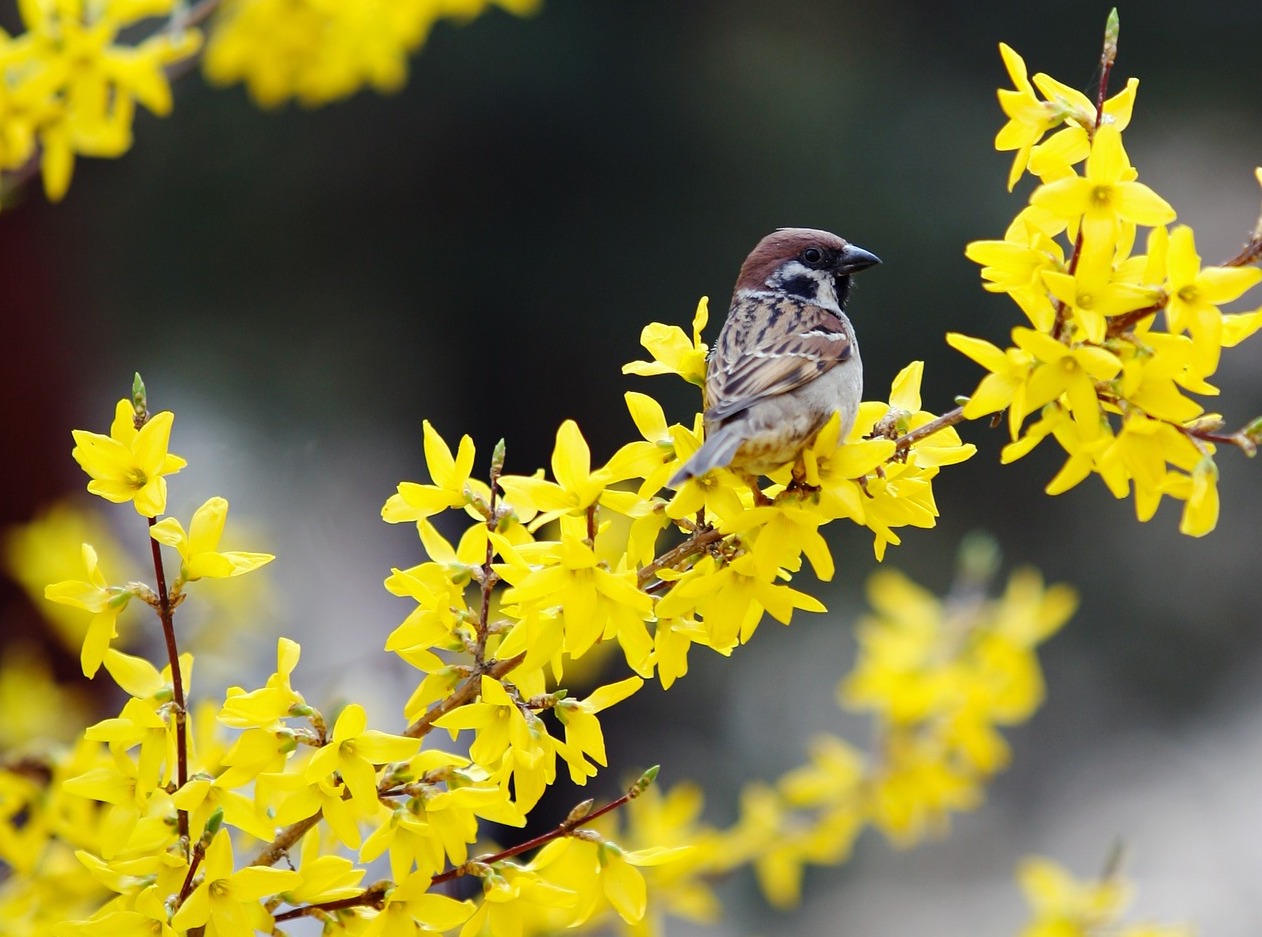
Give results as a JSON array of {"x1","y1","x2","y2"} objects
[{"x1": 801, "y1": 247, "x2": 824, "y2": 267}]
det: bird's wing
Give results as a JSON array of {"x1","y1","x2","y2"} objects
[{"x1": 705, "y1": 298, "x2": 853, "y2": 423}]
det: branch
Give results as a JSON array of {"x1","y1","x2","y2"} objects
[
  {"x1": 893, "y1": 405, "x2": 967, "y2": 454},
  {"x1": 636, "y1": 525, "x2": 724, "y2": 589},
  {"x1": 429, "y1": 765, "x2": 659, "y2": 885}
]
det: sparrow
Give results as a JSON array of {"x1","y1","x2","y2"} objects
[{"x1": 670, "y1": 227, "x2": 881, "y2": 487}]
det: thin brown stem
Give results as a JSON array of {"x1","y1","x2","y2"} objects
[
  {"x1": 176, "y1": 837, "x2": 207, "y2": 905},
  {"x1": 635, "y1": 525, "x2": 724, "y2": 589},
  {"x1": 893, "y1": 406, "x2": 968, "y2": 454},
  {"x1": 1105, "y1": 301, "x2": 1166, "y2": 338},
  {"x1": 1223, "y1": 235, "x2": 1262, "y2": 269},
  {"x1": 272, "y1": 883, "x2": 389, "y2": 923},
  {"x1": 430, "y1": 769, "x2": 656, "y2": 885},
  {"x1": 147, "y1": 517, "x2": 189, "y2": 846},
  {"x1": 249, "y1": 651, "x2": 526, "y2": 869}
]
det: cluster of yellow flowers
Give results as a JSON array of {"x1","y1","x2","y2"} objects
[
  {"x1": 1015, "y1": 855, "x2": 1190, "y2": 937},
  {"x1": 0, "y1": 0, "x2": 538, "y2": 203},
  {"x1": 0, "y1": 315, "x2": 996, "y2": 936},
  {"x1": 950, "y1": 21, "x2": 1262, "y2": 536},
  {"x1": 0, "y1": 12, "x2": 1217, "y2": 937},
  {"x1": 0, "y1": 0, "x2": 199, "y2": 201},
  {"x1": 204, "y1": 0, "x2": 540, "y2": 108}
]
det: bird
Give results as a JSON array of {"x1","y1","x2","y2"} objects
[{"x1": 669, "y1": 227, "x2": 881, "y2": 488}]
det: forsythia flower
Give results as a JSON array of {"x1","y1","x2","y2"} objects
[
  {"x1": 70, "y1": 399, "x2": 187, "y2": 517},
  {"x1": 622, "y1": 296, "x2": 710, "y2": 386},
  {"x1": 204, "y1": 0, "x2": 541, "y2": 108},
  {"x1": 955, "y1": 41, "x2": 1262, "y2": 537},
  {"x1": 149, "y1": 497, "x2": 274, "y2": 582},
  {"x1": 44, "y1": 543, "x2": 136, "y2": 677},
  {"x1": 0, "y1": 0, "x2": 200, "y2": 201},
  {"x1": 170, "y1": 830, "x2": 301, "y2": 935},
  {"x1": 1016, "y1": 855, "x2": 1192, "y2": 937}
]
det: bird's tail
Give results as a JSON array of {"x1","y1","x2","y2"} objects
[{"x1": 669, "y1": 426, "x2": 743, "y2": 488}]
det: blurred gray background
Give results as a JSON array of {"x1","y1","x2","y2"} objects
[{"x1": 3, "y1": 1, "x2": 1262, "y2": 934}]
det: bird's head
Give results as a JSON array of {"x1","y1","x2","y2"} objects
[{"x1": 734, "y1": 227, "x2": 881, "y2": 313}]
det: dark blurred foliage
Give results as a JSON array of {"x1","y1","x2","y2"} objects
[{"x1": 2, "y1": 1, "x2": 1261, "y2": 927}]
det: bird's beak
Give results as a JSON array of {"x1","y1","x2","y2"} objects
[{"x1": 836, "y1": 244, "x2": 881, "y2": 275}]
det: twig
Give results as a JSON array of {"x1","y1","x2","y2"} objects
[
  {"x1": 148, "y1": 519, "x2": 189, "y2": 847},
  {"x1": 429, "y1": 766, "x2": 659, "y2": 885},
  {"x1": 635, "y1": 526, "x2": 724, "y2": 589},
  {"x1": 893, "y1": 406, "x2": 967, "y2": 454}
]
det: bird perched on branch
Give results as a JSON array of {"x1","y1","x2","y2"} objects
[{"x1": 670, "y1": 227, "x2": 881, "y2": 487}]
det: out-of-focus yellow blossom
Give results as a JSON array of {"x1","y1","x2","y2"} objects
[
  {"x1": 1015, "y1": 855, "x2": 1192, "y2": 937},
  {"x1": 0, "y1": 644, "x2": 92, "y2": 747},
  {"x1": 203, "y1": 0, "x2": 540, "y2": 108},
  {"x1": 70, "y1": 399, "x2": 186, "y2": 517},
  {"x1": 1, "y1": 500, "x2": 140, "y2": 652},
  {"x1": 0, "y1": 0, "x2": 199, "y2": 201}
]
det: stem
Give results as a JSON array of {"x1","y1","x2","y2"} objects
[
  {"x1": 248, "y1": 651, "x2": 525, "y2": 869},
  {"x1": 1105, "y1": 301, "x2": 1166, "y2": 338},
  {"x1": 893, "y1": 406, "x2": 967, "y2": 454},
  {"x1": 147, "y1": 517, "x2": 190, "y2": 846},
  {"x1": 430, "y1": 769, "x2": 655, "y2": 885},
  {"x1": 176, "y1": 837, "x2": 207, "y2": 905},
  {"x1": 272, "y1": 883, "x2": 389, "y2": 924},
  {"x1": 1223, "y1": 235, "x2": 1262, "y2": 269},
  {"x1": 635, "y1": 525, "x2": 724, "y2": 589}
]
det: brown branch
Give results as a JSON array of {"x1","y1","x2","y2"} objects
[
  {"x1": 635, "y1": 525, "x2": 724, "y2": 590},
  {"x1": 430, "y1": 766, "x2": 659, "y2": 886},
  {"x1": 893, "y1": 406, "x2": 968, "y2": 454},
  {"x1": 1223, "y1": 235, "x2": 1262, "y2": 269},
  {"x1": 148, "y1": 517, "x2": 190, "y2": 848},
  {"x1": 272, "y1": 883, "x2": 389, "y2": 924}
]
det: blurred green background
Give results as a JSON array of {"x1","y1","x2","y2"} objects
[{"x1": 3, "y1": 1, "x2": 1261, "y2": 934}]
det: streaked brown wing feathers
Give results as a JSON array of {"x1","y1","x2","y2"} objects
[{"x1": 706, "y1": 305, "x2": 851, "y2": 422}]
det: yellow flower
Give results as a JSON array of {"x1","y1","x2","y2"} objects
[
  {"x1": 303, "y1": 704, "x2": 421, "y2": 815},
  {"x1": 9, "y1": 0, "x2": 200, "y2": 201},
  {"x1": 1010, "y1": 327, "x2": 1122, "y2": 438},
  {"x1": 43, "y1": 543, "x2": 134, "y2": 677},
  {"x1": 203, "y1": 0, "x2": 538, "y2": 108},
  {"x1": 70, "y1": 399, "x2": 187, "y2": 517},
  {"x1": 382, "y1": 420, "x2": 487, "y2": 526},
  {"x1": 1030, "y1": 124, "x2": 1175, "y2": 269},
  {"x1": 622, "y1": 296, "x2": 710, "y2": 386},
  {"x1": 1161, "y1": 225, "x2": 1262, "y2": 376},
  {"x1": 169, "y1": 830, "x2": 301, "y2": 936},
  {"x1": 993, "y1": 43, "x2": 1063, "y2": 190},
  {"x1": 499, "y1": 420, "x2": 614, "y2": 524},
  {"x1": 149, "y1": 497, "x2": 273, "y2": 582},
  {"x1": 554, "y1": 676, "x2": 643, "y2": 783}
]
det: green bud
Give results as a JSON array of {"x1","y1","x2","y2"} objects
[
  {"x1": 202, "y1": 806, "x2": 224, "y2": 843},
  {"x1": 1103, "y1": 8, "x2": 1120, "y2": 62},
  {"x1": 491, "y1": 438, "x2": 507, "y2": 479},
  {"x1": 631, "y1": 764, "x2": 660, "y2": 798},
  {"x1": 131, "y1": 372, "x2": 148, "y2": 421}
]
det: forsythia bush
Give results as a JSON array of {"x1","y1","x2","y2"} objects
[{"x1": 2, "y1": 7, "x2": 1256, "y2": 937}]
